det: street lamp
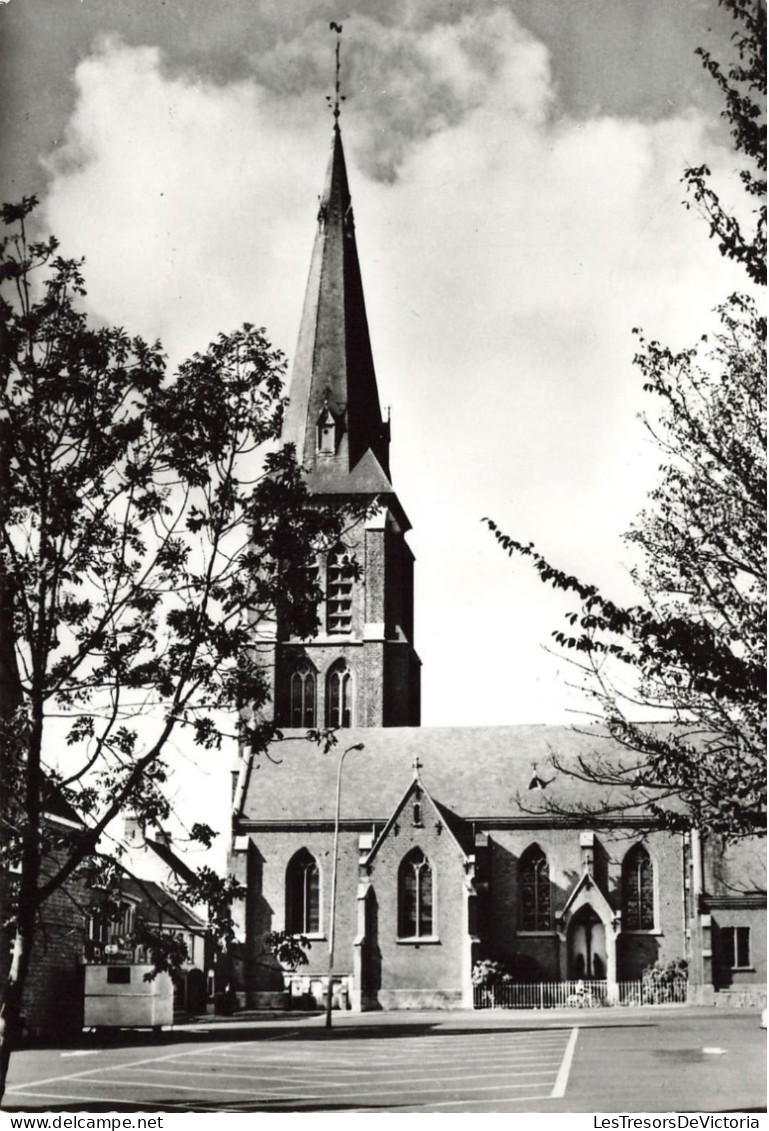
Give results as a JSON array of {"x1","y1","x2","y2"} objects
[{"x1": 326, "y1": 741, "x2": 365, "y2": 1030}]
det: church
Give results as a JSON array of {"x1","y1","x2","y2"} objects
[{"x1": 228, "y1": 107, "x2": 766, "y2": 1012}]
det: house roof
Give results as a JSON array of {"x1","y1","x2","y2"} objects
[
  {"x1": 120, "y1": 878, "x2": 206, "y2": 932},
  {"x1": 236, "y1": 724, "x2": 652, "y2": 827},
  {"x1": 42, "y1": 780, "x2": 85, "y2": 827},
  {"x1": 145, "y1": 836, "x2": 198, "y2": 886}
]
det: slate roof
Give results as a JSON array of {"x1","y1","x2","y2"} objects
[
  {"x1": 236, "y1": 724, "x2": 649, "y2": 826},
  {"x1": 281, "y1": 123, "x2": 392, "y2": 491},
  {"x1": 145, "y1": 836, "x2": 197, "y2": 885},
  {"x1": 120, "y1": 877, "x2": 205, "y2": 932},
  {"x1": 42, "y1": 780, "x2": 85, "y2": 827}
]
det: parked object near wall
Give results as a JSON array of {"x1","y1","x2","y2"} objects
[{"x1": 83, "y1": 965, "x2": 173, "y2": 1030}]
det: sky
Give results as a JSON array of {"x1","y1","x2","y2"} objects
[{"x1": 0, "y1": 0, "x2": 753, "y2": 853}]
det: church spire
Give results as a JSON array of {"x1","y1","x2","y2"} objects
[
  {"x1": 267, "y1": 31, "x2": 421, "y2": 729},
  {"x1": 281, "y1": 31, "x2": 392, "y2": 496}
]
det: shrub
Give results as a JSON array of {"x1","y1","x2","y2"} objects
[{"x1": 641, "y1": 958, "x2": 688, "y2": 1003}]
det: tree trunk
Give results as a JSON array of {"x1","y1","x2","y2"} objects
[
  {"x1": 0, "y1": 406, "x2": 30, "y2": 1101},
  {"x1": 0, "y1": 926, "x2": 34, "y2": 1102}
]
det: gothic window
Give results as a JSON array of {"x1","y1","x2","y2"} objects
[
  {"x1": 326, "y1": 660, "x2": 352, "y2": 728},
  {"x1": 326, "y1": 547, "x2": 353, "y2": 634},
  {"x1": 721, "y1": 925, "x2": 750, "y2": 969},
  {"x1": 519, "y1": 845, "x2": 551, "y2": 931},
  {"x1": 623, "y1": 844, "x2": 655, "y2": 930},
  {"x1": 398, "y1": 848, "x2": 433, "y2": 938},
  {"x1": 290, "y1": 663, "x2": 316, "y2": 728},
  {"x1": 286, "y1": 849, "x2": 320, "y2": 935}
]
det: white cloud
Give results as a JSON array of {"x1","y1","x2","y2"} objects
[{"x1": 43, "y1": 26, "x2": 747, "y2": 737}]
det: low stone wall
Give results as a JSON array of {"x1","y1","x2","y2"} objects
[
  {"x1": 688, "y1": 984, "x2": 767, "y2": 1008},
  {"x1": 244, "y1": 991, "x2": 290, "y2": 1010},
  {"x1": 376, "y1": 989, "x2": 464, "y2": 1010},
  {"x1": 713, "y1": 986, "x2": 767, "y2": 1008}
]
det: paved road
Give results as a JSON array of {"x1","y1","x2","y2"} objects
[{"x1": 3, "y1": 1007, "x2": 765, "y2": 1113}]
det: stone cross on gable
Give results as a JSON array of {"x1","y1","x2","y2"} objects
[{"x1": 412, "y1": 755, "x2": 423, "y2": 777}]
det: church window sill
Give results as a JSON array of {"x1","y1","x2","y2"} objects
[{"x1": 396, "y1": 936, "x2": 441, "y2": 946}]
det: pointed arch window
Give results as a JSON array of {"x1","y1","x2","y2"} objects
[
  {"x1": 290, "y1": 663, "x2": 316, "y2": 728},
  {"x1": 326, "y1": 548, "x2": 353, "y2": 634},
  {"x1": 326, "y1": 660, "x2": 352, "y2": 728},
  {"x1": 623, "y1": 844, "x2": 654, "y2": 930},
  {"x1": 286, "y1": 849, "x2": 320, "y2": 935},
  {"x1": 398, "y1": 848, "x2": 433, "y2": 938},
  {"x1": 520, "y1": 845, "x2": 551, "y2": 931}
]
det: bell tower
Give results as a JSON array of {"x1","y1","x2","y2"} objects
[{"x1": 272, "y1": 58, "x2": 420, "y2": 729}]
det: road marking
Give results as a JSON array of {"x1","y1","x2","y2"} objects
[
  {"x1": 8, "y1": 1041, "x2": 241, "y2": 1093},
  {"x1": 400, "y1": 1088, "x2": 552, "y2": 1112},
  {"x1": 3, "y1": 1089, "x2": 189, "y2": 1110},
  {"x1": 551, "y1": 1026, "x2": 579, "y2": 1098},
  {"x1": 703, "y1": 1047, "x2": 726, "y2": 1055},
  {"x1": 8, "y1": 1028, "x2": 573, "y2": 1111},
  {"x1": 129, "y1": 1064, "x2": 559, "y2": 1088}
]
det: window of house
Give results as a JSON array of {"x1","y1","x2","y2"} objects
[
  {"x1": 326, "y1": 660, "x2": 352, "y2": 728},
  {"x1": 519, "y1": 845, "x2": 551, "y2": 930},
  {"x1": 88, "y1": 913, "x2": 110, "y2": 946},
  {"x1": 623, "y1": 844, "x2": 655, "y2": 930},
  {"x1": 326, "y1": 548, "x2": 353, "y2": 634},
  {"x1": 398, "y1": 848, "x2": 433, "y2": 938},
  {"x1": 286, "y1": 849, "x2": 320, "y2": 935},
  {"x1": 290, "y1": 662, "x2": 316, "y2": 728},
  {"x1": 722, "y1": 925, "x2": 751, "y2": 969}
]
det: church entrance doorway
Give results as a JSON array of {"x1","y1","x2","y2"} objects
[{"x1": 568, "y1": 905, "x2": 607, "y2": 979}]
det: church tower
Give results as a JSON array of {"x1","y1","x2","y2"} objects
[{"x1": 271, "y1": 109, "x2": 420, "y2": 729}]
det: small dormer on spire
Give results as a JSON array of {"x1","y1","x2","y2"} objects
[{"x1": 316, "y1": 394, "x2": 343, "y2": 456}]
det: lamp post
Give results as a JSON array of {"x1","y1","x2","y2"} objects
[{"x1": 326, "y1": 741, "x2": 364, "y2": 1030}]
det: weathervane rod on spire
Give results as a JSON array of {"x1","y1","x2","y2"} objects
[{"x1": 327, "y1": 22, "x2": 345, "y2": 123}]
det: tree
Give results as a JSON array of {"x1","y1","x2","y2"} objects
[
  {"x1": 486, "y1": 0, "x2": 766, "y2": 840},
  {"x1": 683, "y1": 0, "x2": 766, "y2": 285},
  {"x1": 0, "y1": 198, "x2": 356, "y2": 1095}
]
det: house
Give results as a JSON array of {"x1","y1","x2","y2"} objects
[
  {"x1": 0, "y1": 807, "x2": 211, "y2": 1039},
  {"x1": 228, "y1": 109, "x2": 766, "y2": 1012},
  {"x1": 0, "y1": 787, "x2": 91, "y2": 1038},
  {"x1": 86, "y1": 818, "x2": 211, "y2": 1013}
]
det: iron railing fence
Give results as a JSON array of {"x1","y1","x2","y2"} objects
[{"x1": 473, "y1": 977, "x2": 689, "y2": 1010}]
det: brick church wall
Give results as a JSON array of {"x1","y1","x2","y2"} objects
[
  {"x1": 485, "y1": 827, "x2": 687, "y2": 981},
  {"x1": 365, "y1": 812, "x2": 467, "y2": 1009},
  {"x1": 233, "y1": 828, "x2": 363, "y2": 1004}
]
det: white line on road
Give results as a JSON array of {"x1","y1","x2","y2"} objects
[
  {"x1": 551, "y1": 1026, "x2": 579, "y2": 1098},
  {"x1": 7, "y1": 1041, "x2": 241, "y2": 1094},
  {"x1": 8, "y1": 1029, "x2": 301, "y2": 1097},
  {"x1": 129, "y1": 1064, "x2": 560, "y2": 1088}
]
